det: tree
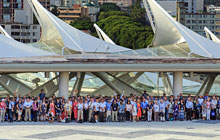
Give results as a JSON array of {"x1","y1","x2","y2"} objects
[
  {"x1": 70, "y1": 17, "x2": 93, "y2": 30},
  {"x1": 98, "y1": 11, "x2": 129, "y2": 20},
  {"x1": 97, "y1": 14, "x2": 153, "y2": 49},
  {"x1": 130, "y1": 0, "x2": 147, "y2": 25},
  {"x1": 100, "y1": 3, "x2": 121, "y2": 12}
]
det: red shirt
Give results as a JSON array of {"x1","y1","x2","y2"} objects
[{"x1": 0, "y1": 101, "x2": 6, "y2": 110}]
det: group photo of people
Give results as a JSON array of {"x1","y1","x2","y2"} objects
[{"x1": 0, "y1": 89, "x2": 220, "y2": 123}]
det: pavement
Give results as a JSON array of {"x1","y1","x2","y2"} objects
[{"x1": 0, "y1": 120, "x2": 220, "y2": 140}]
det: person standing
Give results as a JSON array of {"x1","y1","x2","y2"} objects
[
  {"x1": 39, "y1": 89, "x2": 45, "y2": 101},
  {"x1": 164, "y1": 97, "x2": 170, "y2": 121},
  {"x1": 206, "y1": 98, "x2": 211, "y2": 120},
  {"x1": 88, "y1": 98, "x2": 94, "y2": 122},
  {"x1": 173, "y1": 100, "x2": 179, "y2": 121},
  {"x1": 106, "y1": 99, "x2": 112, "y2": 122},
  {"x1": 99, "y1": 99, "x2": 106, "y2": 122},
  {"x1": 32, "y1": 99, "x2": 39, "y2": 122},
  {"x1": 125, "y1": 100, "x2": 132, "y2": 121},
  {"x1": 16, "y1": 99, "x2": 23, "y2": 122},
  {"x1": 186, "y1": 97, "x2": 193, "y2": 121},
  {"x1": 118, "y1": 101, "x2": 125, "y2": 122},
  {"x1": 159, "y1": 99, "x2": 165, "y2": 122},
  {"x1": 211, "y1": 96, "x2": 217, "y2": 120},
  {"x1": 168, "y1": 98, "x2": 174, "y2": 121},
  {"x1": 137, "y1": 99, "x2": 142, "y2": 121},
  {"x1": 153, "y1": 101, "x2": 159, "y2": 121},
  {"x1": 0, "y1": 99, "x2": 6, "y2": 122},
  {"x1": 55, "y1": 98, "x2": 62, "y2": 122},
  {"x1": 147, "y1": 101, "x2": 153, "y2": 122},
  {"x1": 111, "y1": 99, "x2": 118, "y2": 122},
  {"x1": 72, "y1": 99, "x2": 78, "y2": 121},
  {"x1": 40, "y1": 99, "x2": 47, "y2": 121},
  {"x1": 65, "y1": 99, "x2": 72, "y2": 121},
  {"x1": 93, "y1": 98, "x2": 100, "y2": 122},
  {"x1": 194, "y1": 100, "x2": 201, "y2": 120},
  {"x1": 179, "y1": 99, "x2": 185, "y2": 121},
  {"x1": 24, "y1": 97, "x2": 32, "y2": 122},
  {"x1": 77, "y1": 99, "x2": 84, "y2": 122},
  {"x1": 132, "y1": 99, "x2": 137, "y2": 122},
  {"x1": 83, "y1": 99, "x2": 89, "y2": 122},
  {"x1": 8, "y1": 98, "x2": 14, "y2": 122}
]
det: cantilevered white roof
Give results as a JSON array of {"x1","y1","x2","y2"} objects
[
  {"x1": 93, "y1": 24, "x2": 116, "y2": 45},
  {"x1": 204, "y1": 27, "x2": 220, "y2": 43},
  {"x1": 0, "y1": 34, "x2": 54, "y2": 57},
  {"x1": 146, "y1": 0, "x2": 220, "y2": 58},
  {"x1": 28, "y1": 0, "x2": 130, "y2": 53}
]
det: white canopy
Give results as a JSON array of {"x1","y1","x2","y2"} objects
[
  {"x1": 28, "y1": 0, "x2": 130, "y2": 53},
  {"x1": 147, "y1": 0, "x2": 220, "y2": 58},
  {"x1": 0, "y1": 34, "x2": 54, "y2": 57},
  {"x1": 204, "y1": 27, "x2": 220, "y2": 43}
]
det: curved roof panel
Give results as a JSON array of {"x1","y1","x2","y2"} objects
[
  {"x1": 28, "y1": 0, "x2": 130, "y2": 53},
  {"x1": 147, "y1": 0, "x2": 220, "y2": 58},
  {"x1": 0, "y1": 34, "x2": 54, "y2": 57}
]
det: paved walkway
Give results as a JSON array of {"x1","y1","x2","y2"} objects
[{"x1": 0, "y1": 120, "x2": 220, "y2": 140}]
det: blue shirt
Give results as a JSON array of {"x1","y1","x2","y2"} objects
[
  {"x1": 9, "y1": 101, "x2": 14, "y2": 109},
  {"x1": 141, "y1": 101, "x2": 148, "y2": 109},
  {"x1": 106, "y1": 103, "x2": 112, "y2": 111},
  {"x1": 118, "y1": 104, "x2": 125, "y2": 113},
  {"x1": 39, "y1": 93, "x2": 45, "y2": 100},
  {"x1": 186, "y1": 101, "x2": 193, "y2": 109}
]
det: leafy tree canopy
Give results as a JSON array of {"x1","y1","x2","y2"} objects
[
  {"x1": 97, "y1": 12, "x2": 153, "y2": 49},
  {"x1": 100, "y1": 3, "x2": 121, "y2": 12},
  {"x1": 70, "y1": 17, "x2": 93, "y2": 30},
  {"x1": 98, "y1": 11, "x2": 129, "y2": 20},
  {"x1": 130, "y1": 0, "x2": 147, "y2": 25}
]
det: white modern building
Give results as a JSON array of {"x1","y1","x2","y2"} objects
[{"x1": 1, "y1": 0, "x2": 220, "y2": 98}]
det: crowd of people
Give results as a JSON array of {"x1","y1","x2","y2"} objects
[{"x1": 0, "y1": 89, "x2": 220, "y2": 123}]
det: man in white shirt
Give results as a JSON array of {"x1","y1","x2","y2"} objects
[
  {"x1": 99, "y1": 99, "x2": 106, "y2": 122},
  {"x1": 77, "y1": 99, "x2": 84, "y2": 122},
  {"x1": 93, "y1": 98, "x2": 100, "y2": 122},
  {"x1": 159, "y1": 100, "x2": 166, "y2": 122},
  {"x1": 198, "y1": 96, "x2": 204, "y2": 105},
  {"x1": 23, "y1": 98, "x2": 33, "y2": 122},
  {"x1": 88, "y1": 99, "x2": 94, "y2": 122}
]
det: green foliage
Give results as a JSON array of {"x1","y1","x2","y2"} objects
[
  {"x1": 130, "y1": 0, "x2": 147, "y2": 25},
  {"x1": 100, "y1": 3, "x2": 120, "y2": 12},
  {"x1": 97, "y1": 12, "x2": 153, "y2": 49},
  {"x1": 98, "y1": 11, "x2": 129, "y2": 20},
  {"x1": 70, "y1": 17, "x2": 93, "y2": 30}
]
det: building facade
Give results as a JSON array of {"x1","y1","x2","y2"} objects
[
  {"x1": 176, "y1": 1, "x2": 220, "y2": 37},
  {"x1": 58, "y1": 5, "x2": 88, "y2": 23},
  {"x1": 1, "y1": 23, "x2": 40, "y2": 43},
  {"x1": 38, "y1": 0, "x2": 50, "y2": 10},
  {"x1": 0, "y1": 0, "x2": 41, "y2": 43},
  {"x1": 61, "y1": 0, "x2": 73, "y2": 7},
  {"x1": 0, "y1": 0, "x2": 23, "y2": 23}
]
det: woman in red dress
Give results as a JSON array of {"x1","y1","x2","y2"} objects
[
  {"x1": 72, "y1": 98, "x2": 78, "y2": 121},
  {"x1": 137, "y1": 99, "x2": 142, "y2": 121},
  {"x1": 49, "y1": 100, "x2": 55, "y2": 116}
]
